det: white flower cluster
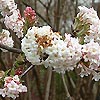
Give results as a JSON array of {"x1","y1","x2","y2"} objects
[
  {"x1": 0, "y1": 29, "x2": 14, "y2": 52},
  {"x1": 77, "y1": 6, "x2": 100, "y2": 81},
  {"x1": 4, "y1": 9, "x2": 24, "y2": 38},
  {"x1": 79, "y1": 41, "x2": 100, "y2": 81},
  {"x1": 44, "y1": 34, "x2": 82, "y2": 73},
  {"x1": 82, "y1": 41, "x2": 100, "y2": 69},
  {"x1": 21, "y1": 26, "x2": 61, "y2": 65},
  {"x1": 0, "y1": 75, "x2": 27, "y2": 99},
  {"x1": 0, "y1": 0, "x2": 17, "y2": 16},
  {"x1": 0, "y1": 0, "x2": 24, "y2": 38},
  {"x1": 22, "y1": 26, "x2": 82, "y2": 73},
  {"x1": 77, "y1": 6, "x2": 100, "y2": 44},
  {"x1": 22, "y1": 23, "x2": 100, "y2": 80}
]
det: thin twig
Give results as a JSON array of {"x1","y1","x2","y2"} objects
[
  {"x1": 75, "y1": 0, "x2": 78, "y2": 17},
  {"x1": 44, "y1": 67, "x2": 52, "y2": 100},
  {"x1": 66, "y1": 72, "x2": 76, "y2": 89},
  {"x1": 33, "y1": 68, "x2": 44, "y2": 100},
  {"x1": 92, "y1": 0, "x2": 95, "y2": 7},
  {"x1": 62, "y1": 74, "x2": 72, "y2": 100},
  {"x1": 26, "y1": 73, "x2": 32, "y2": 100},
  {"x1": 38, "y1": 0, "x2": 47, "y2": 8},
  {"x1": 0, "y1": 50, "x2": 6, "y2": 71},
  {"x1": 20, "y1": 65, "x2": 34, "y2": 78},
  {"x1": 0, "y1": 43, "x2": 22, "y2": 54}
]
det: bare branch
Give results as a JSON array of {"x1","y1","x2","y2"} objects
[
  {"x1": 44, "y1": 67, "x2": 52, "y2": 100},
  {"x1": 62, "y1": 74, "x2": 72, "y2": 100},
  {"x1": 21, "y1": 65, "x2": 34, "y2": 78},
  {"x1": 33, "y1": 68, "x2": 44, "y2": 100},
  {"x1": 38, "y1": 0, "x2": 47, "y2": 8},
  {"x1": 0, "y1": 50, "x2": 6, "y2": 71},
  {"x1": 0, "y1": 43, "x2": 22, "y2": 53}
]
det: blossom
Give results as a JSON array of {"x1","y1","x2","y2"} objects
[
  {"x1": 77, "y1": 6, "x2": 100, "y2": 44},
  {"x1": 78, "y1": 63, "x2": 91, "y2": 77},
  {"x1": 84, "y1": 22, "x2": 100, "y2": 44},
  {"x1": 0, "y1": 0, "x2": 17, "y2": 16},
  {"x1": 0, "y1": 29, "x2": 14, "y2": 52},
  {"x1": 22, "y1": 26, "x2": 82, "y2": 73},
  {"x1": 0, "y1": 88, "x2": 7, "y2": 97},
  {"x1": 77, "y1": 40, "x2": 100, "y2": 81},
  {"x1": 13, "y1": 75, "x2": 20, "y2": 82},
  {"x1": 0, "y1": 0, "x2": 24, "y2": 38},
  {"x1": 24, "y1": 7, "x2": 36, "y2": 24},
  {"x1": 0, "y1": 75, "x2": 27, "y2": 99},
  {"x1": 44, "y1": 34, "x2": 82, "y2": 73},
  {"x1": 82, "y1": 40, "x2": 100, "y2": 69},
  {"x1": 4, "y1": 9, "x2": 24, "y2": 38},
  {"x1": 21, "y1": 26, "x2": 61, "y2": 65},
  {"x1": 77, "y1": 6, "x2": 99, "y2": 24}
]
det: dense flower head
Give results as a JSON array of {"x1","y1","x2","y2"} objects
[
  {"x1": 84, "y1": 22, "x2": 100, "y2": 44},
  {"x1": 0, "y1": 0, "x2": 24, "y2": 38},
  {"x1": 82, "y1": 40, "x2": 100, "y2": 68},
  {"x1": 0, "y1": 29, "x2": 14, "y2": 52},
  {"x1": 44, "y1": 34, "x2": 82, "y2": 73},
  {"x1": 77, "y1": 6, "x2": 99, "y2": 24},
  {"x1": 4, "y1": 9, "x2": 24, "y2": 38},
  {"x1": 21, "y1": 26, "x2": 61, "y2": 65},
  {"x1": 22, "y1": 26, "x2": 82, "y2": 73},
  {"x1": 76, "y1": 6, "x2": 100, "y2": 44},
  {"x1": 73, "y1": 6, "x2": 100, "y2": 81},
  {"x1": 0, "y1": 75, "x2": 27, "y2": 99},
  {"x1": 24, "y1": 7, "x2": 36, "y2": 24},
  {"x1": 0, "y1": 0, "x2": 17, "y2": 16},
  {"x1": 78, "y1": 40, "x2": 100, "y2": 81}
]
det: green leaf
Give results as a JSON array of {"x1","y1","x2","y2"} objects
[
  {"x1": 5, "y1": 69, "x2": 11, "y2": 76},
  {"x1": 10, "y1": 67, "x2": 15, "y2": 76}
]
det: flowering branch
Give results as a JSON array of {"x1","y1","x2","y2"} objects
[
  {"x1": 0, "y1": 43, "x2": 22, "y2": 54},
  {"x1": 22, "y1": 1, "x2": 56, "y2": 31}
]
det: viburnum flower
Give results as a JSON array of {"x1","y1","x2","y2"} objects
[
  {"x1": 44, "y1": 34, "x2": 82, "y2": 73},
  {"x1": 0, "y1": 75, "x2": 27, "y2": 99},
  {"x1": 24, "y1": 7, "x2": 36, "y2": 24},
  {"x1": 4, "y1": 9, "x2": 24, "y2": 38},
  {"x1": 82, "y1": 40, "x2": 100, "y2": 69},
  {"x1": 22, "y1": 26, "x2": 82, "y2": 73},
  {"x1": 78, "y1": 40, "x2": 100, "y2": 81},
  {"x1": 77, "y1": 6, "x2": 99, "y2": 24},
  {"x1": 0, "y1": 0, "x2": 17, "y2": 16},
  {"x1": 76, "y1": 6, "x2": 100, "y2": 44},
  {"x1": 84, "y1": 21, "x2": 100, "y2": 44},
  {"x1": 0, "y1": 29, "x2": 14, "y2": 52},
  {"x1": 21, "y1": 26, "x2": 61, "y2": 65}
]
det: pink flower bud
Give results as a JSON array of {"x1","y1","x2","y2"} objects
[{"x1": 24, "y1": 7, "x2": 36, "y2": 24}]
